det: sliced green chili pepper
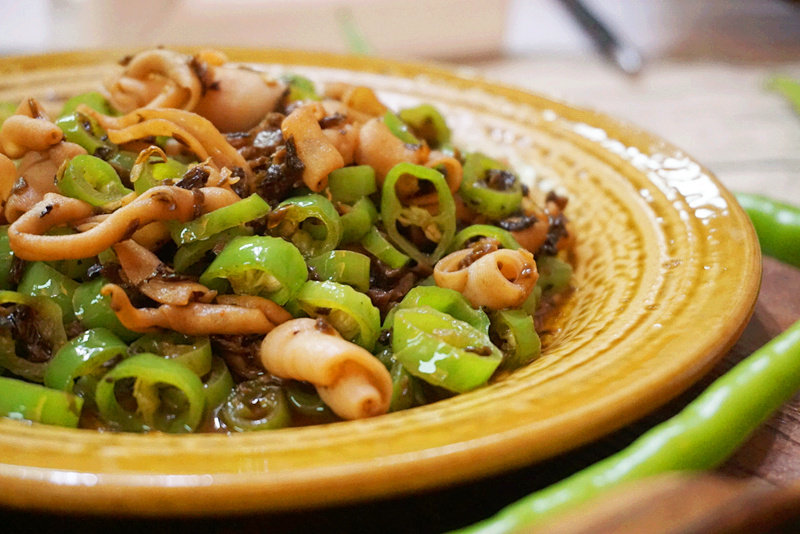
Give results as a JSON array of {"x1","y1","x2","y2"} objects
[
  {"x1": 55, "y1": 111, "x2": 114, "y2": 156},
  {"x1": 490, "y1": 309, "x2": 541, "y2": 371},
  {"x1": 458, "y1": 317, "x2": 800, "y2": 534},
  {"x1": 382, "y1": 162, "x2": 456, "y2": 266},
  {"x1": 0, "y1": 101, "x2": 16, "y2": 127},
  {"x1": 0, "y1": 226, "x2": 17, "y2": 290},
  {"x1": 340, "y1": 197, "x2": 379, "y2": 244},
  {"x1": 735, "y1": 192, "x2": 800, "y2": 268},
  {"x1": 131, "y1": 147, "x2": 188, "y2": 194},
  {"x1": 376, "y1": 349, "x2": 427, "y2": 412},
  {"x1": 203, "y1": 356, "x2": 235, "y2": 413},
  {"x1": 0, "y1": 291, "x2": 67, "y2": 383},
  {"x1": 44, "y1": 328, "x2": 127, "y2": 393},
  {"x1": 294, "y1": 280, "x2": 381, "y2": 350},
  {"x1": 173, "y1": 226, "x2": 254, "y2": 274},
  {"x1": 448, "y1": 224, "x2": 522, "y2": 253},
  {"x1": 95, "y1": 352, "x2": 205, "y2": 433},
  {"x1": 0, "y1": 376, "x2": 84, "y2": 428},
  {"x1": 328, "y1": 165, "x2": 377, "y2": 204},
  {"x1": 198, "y1": 235, "x2": 307, "y2": 305},
  {"x1": 383, "y1": 286, "x2": 490, "y2": 335},
  {"x1": 383, "y1": 111, "x2": 421, "y2": 145},
  {"x1": 17, "y1": 262, "x2": 80, "y2": 323},
  {"x1": 307, "y1": 250, "x2": 371, "y2": 292},
  {"x1": 398, "y1": 103, "x2": 451, "y2": 148},
  {"x1": 57, "y1": 154, "x2": 132, "y2": 207},
  {"x1": 268, "y1": 194, "x2": 342, "y2": 257},
  {"x1": 459, "y1": 152, "x2": 523, "y2": 219},
  {"x1": 360, "y1": 226, "x2": 411, "y2": 269},
  {"x1": 129, "y1": 332, "x2": 212, "y2": 377},
  {"x1": 285, "y1": 380, "x2": 335, "y2": 423},
  {"x1": 171, "y1": 193, "x2": 270, "y2": 246},
  {"x1": 218, "y1": 379, "x2": 291, "y2": 432},
  {"x1": 59, "y1": 91, "x2": 115, "y2": 117},
  {"x1": 72, "y1": 278, "x2": 139, "y2": 342},
  {"x1": 281, "y1": 73, "x2": 321, "y2": 102},
  {"x1": 392, "y1": 306, "x2": 502, "y2": 393},
  {"x1": 536, "y1": 255, "x2": 573, "y2": 294}
]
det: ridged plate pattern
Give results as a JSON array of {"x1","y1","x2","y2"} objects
[{"x1": 0, "y1": 49, "x2": 760, "y2": 515}]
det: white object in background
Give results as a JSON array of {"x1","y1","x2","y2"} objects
[{"x1": 12, "y1": 0, "x2": 510, "y2": 59}]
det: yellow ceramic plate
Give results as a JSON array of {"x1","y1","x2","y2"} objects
[{"x1": 0, "y1": 49, "x2": 760, "y2": 515}]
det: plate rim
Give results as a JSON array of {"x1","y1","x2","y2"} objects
[{"x1": 0, "y1": 47, "x2": 761, "y2": 515}]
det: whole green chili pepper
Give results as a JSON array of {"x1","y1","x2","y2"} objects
[
  {"x1": 17, "y1": 262, "x2": 80, "y2": 323},
  {"x1": 392, "y1": 306, "x2": 502, "y2": 393},
  {"x1": 57, "y1": 154, "x2": 133, "y2": 208},
  {"x1": 72, "y1": 278, "x2": 139, "y2": 342},
  {"x1": 0, "y1": 376, "x2": 84, "y2": 428},
  {"x1": 128, "y1": 332, "x2": 213, "y2": 377},
  {"x1": 340, "y1": 197, "x2": 379, "y2": 244},
  {"x1": 199, "y1": 235, "x2": 307, "y2": 305},
  {"x1": 490, "y1": 309, "x2": 541, "y2": 371},
  {"x1": 294, "y1": 280, "x2": 381, "y2": 350},
  {"x1": 448, "y1": 224, "x2": 522, "y2": 253},
  {"x1": 398, "y1": 103, "x2": 452, "y2": 148},
  {"x1": 381, "y1": 162, "x2": 456, "y2": 266},
  {"x1": 95, "y1": 352, "x2": 205, "y2": 433},
  {"x1": 307, "y1": 250, "x2": 371, "y2": 292},
  {"x1": 383, "y1": 286, "x2": 490, "y2": 335},
  {"x1": 268, "y1": 194, "x2": 343, "y2": 257},
  {"x1": 383, "y1": 111, "x2": 421, "y2": 145},
  {"x1": 44, "y1": 328, "x2": 127, "y2": 393},
  {"x1": 218, "y1": 379, "x2": 291, "y2": 432},
  {"x1": 328, "y1": 165, "x2": 377, "y2": 204},
  {"x1": 59, "y1": 91, "x2": 115, "y2": 117},
  {"x1": 459, "y1": 152, "x2": 523, "y2": 219},
  {"x1": 173, "y1": 226, "x2": 253, "y2": 274},
  {"x1": 171, "y1": 193, "x2": 270, "y2": 246},
  {"x1": 0, "y1": 226, "x2": 16, "y2": 290},
  {"x1": 457, "y1": 318, "x2": 800, "y2": 533},
  {"x1": 360, "y1": 226, "x2": 411, "y2": 269},
  {"x1": 735, "y1": 192, "x2": 800, "y2": 268}
]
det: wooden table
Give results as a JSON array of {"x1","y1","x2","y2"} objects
[{"x1": 2, "y1": 55, "x2": 800, "y2": 533}]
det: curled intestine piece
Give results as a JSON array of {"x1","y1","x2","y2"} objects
[
  {"x1": 0, "y1": 154, "x2": 17, "y2": 221},
  {"x1": 113, "y1": 239, "x2": 216, "y2": 306},
  {"x1": 215, "y1": 294, "x2": 293, "y2": 326},
  {"x1": 104, "y1": 49, "x2": 203, "y2": 112},
  {"x1": 101, "y1": 284, "x2": 287, "y2": 335},
  {"x1": 260, "y1": 318, "x2": 392, "y2": 420},
  {"x1": 434, "y1": 248, "x2": 538, "y2": 310},
  {"x1": 321, "y1": 122, "x2": 360, "y2": 165},
  {"x1": 80, "y1": 106, "x2": 252, "y2": 181},
  {"x1": 192, "y1": 66, "x2": 285, "y2": 133},
  {"x1": 281, "y1": 102, "x2": 344, "y2": 192},
  {"x1": 8, "y1": 185, "x2": 196, "y2": 261},
  {"x1": 354, "y1": 118, "x2": 428, "y2": 184},
  {"x1": 0, "y1": 115, "x2": 64, "y2": 159}
]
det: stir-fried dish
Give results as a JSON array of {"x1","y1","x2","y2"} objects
[{"x1": 0, "y1": 49, "x2": 573, "y2": 433}]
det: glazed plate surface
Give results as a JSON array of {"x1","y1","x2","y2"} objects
[{"x1": 0, "y1": 49, "x2": 760, "y2": 515}]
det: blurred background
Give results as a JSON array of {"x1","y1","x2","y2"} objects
[{"x1": 1, "y1": 0, "x2": 799, "y2": 202}]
